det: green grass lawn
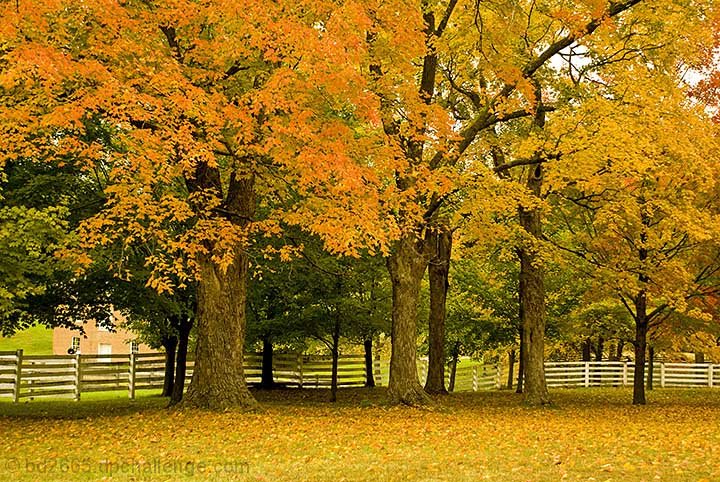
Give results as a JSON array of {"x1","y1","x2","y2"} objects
[
  {"x1": 1, "y1": 387, "x2": 719, "y2": 481},
  {"x1": 0, "y1": 325, "x2": 53, "y2": 355}
]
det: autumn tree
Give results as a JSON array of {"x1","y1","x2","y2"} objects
[
  {"x1": 357, "y1": 0, "x2": 690, "y2": 405},
  {"x1": 548, "y1": 67, "x2": 720, "y2": 404},
  {"x1": 0, "y1": 1, "x2": 395, "y2": 409}
]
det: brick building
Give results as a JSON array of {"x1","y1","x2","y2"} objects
[{"x1": 52, "y1": 310, "x2": 153, "y2": 356}]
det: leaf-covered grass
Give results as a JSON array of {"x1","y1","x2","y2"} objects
[
  {"x1": 2, "y1": 388, "x2": 720, "y2": 481},
  {"x1": 0, "y1": 325, "x2": 53, "y2": 355}
]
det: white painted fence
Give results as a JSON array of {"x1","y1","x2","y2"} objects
[
  {"x1": 2, "y1": 350, "x2": 717, "y2": 402},
  {"x1": 0, "y1": 350, "x2": 373, "y2": 401},
  {"x1": 544, "y1": 361, "x2": 720, "y2": 388}
]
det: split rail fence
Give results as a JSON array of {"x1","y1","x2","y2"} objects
[{"x1": 1, "y1": 350, "x2": 717, "y2": 402}]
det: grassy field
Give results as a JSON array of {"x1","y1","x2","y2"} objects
[
  {"x1": 1, "y1": 387, "x2": 719, "y2": 481},
  {"x1": 0, "y1": 325, "x2": 53, "y2": 354}
]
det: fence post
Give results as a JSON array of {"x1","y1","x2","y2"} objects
[
  {"x1": 660, "y1": 363, "x2": 665, "y2": 388},
  {"x1": 128, "y1": 353, "x2": 136, "y2": 400},
  {"x1": 495, "y1": 363, "x2": 502, "y2": 389},
  {"x1": 12, "y1": 349, "x2": 23, "y2": 403},
  {"x1": 373, "y1": 353, "x2": 381, "y2": 386},
  {"x1": 622, "y1": 361, "x2": 628, "y2": 387},
  {"x1": 709, "y1": 364, "x2": 714, "y2": 388},
  {"x1": 297, "y1": 354, "x2": 303, "y2": 388},
  {"x1": 74, "y1": 353, "x2": 82, "y2": 401},
  {"x1": 472, "y1": 366, "x2": 478, "y2": 392},
  {"x1": 584, "y1": 362, "x2": 590, "y2": 388}
]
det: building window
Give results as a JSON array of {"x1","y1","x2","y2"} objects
[
  {"x1": 130, "y1": 340, "x2": 139, "y2": 354},
  {"x1": 70, "y1": 336, "x2": 80, "y2": 354}
]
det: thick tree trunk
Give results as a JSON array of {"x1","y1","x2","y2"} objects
[
  {"x1": 170, "y1": 314, "x2": 192, "y2": 405},
  {"x1": 448, "y1": 342, "x2": 460, "y2": 392},
  {"x1": 581, "y1": 338, "x2": 591, "y2": 362},
  {"x1": 180, "y1": 168, "x2": 257, "y2": 409},
  {"x1": 180, "y1": 252, "x2": 257, "y2": 410},
  {"x1": 161, "y1": 335, "x2": 178, "y2": 397},
  {"x1": 632, "y1": 291, "x2": 649, "y2": 405},
  {"x1": 695, "y1": 352, "x2": 705, "y2": 363},
  {"x1": 330, "y1": 317, "x2": 341, "y2": 402},
  {"x1": 364, "y1": 337, "x2": 375, "y2": 388},
  {"x1": 425, "y1": 229, "x2": 451, "y2": 395},
  {"x1": 518, "y1": 165, "x2": 550, "y2": 405},
  {"x1": 507, "y1": 349, "x2": 515, "y2": 390},
  {"x1": 516, "y1": 326, "x2": 525, "y2": 394},
  {"x1": 261, "y1": 335, "x2": 274, "y2": 389},
  {"x1": 386, "y1": 234, "x2": 431, "y2": 405}
]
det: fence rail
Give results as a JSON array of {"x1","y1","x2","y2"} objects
[{"x1": 2, "y1": 351, "x2": 719, "y2": 402}]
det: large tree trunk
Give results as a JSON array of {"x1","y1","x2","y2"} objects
[
  {"x1": 180, "y1": 167, "x2": 257, "y2": 409},
  {"x1": 386, "y1": 234, "x2": 431, "y2": 405},
  {"x1": 364, "y1": 337, "x2": 375, "y2": 388},
  {"x1": 170, "y1": 314, "x2": 192, "y2": 405},
  {"x1": 161, "y1": 334, "x2": 177, "y2": 397},
  {"x1": 425, "y1": 228, "x2": 452, "y2": 395},
  {"x1": 261, "y1": 335, "x2": 274, "y2": 389},
  {"x1": 518, "y1": 163, "x2": 550, "y2": 406},
  {"x1": 181, "y1": 252, "x2": 257, "y2": 409},
  {"x1": 632, "y1": 290, "x2": 649, "y2": 405}
]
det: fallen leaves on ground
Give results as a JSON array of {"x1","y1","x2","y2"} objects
[{"x1": 1, "y1": 388, "x2": 719, "y2": 481}]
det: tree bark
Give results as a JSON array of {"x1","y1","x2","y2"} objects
[
  {"x1": 330, "y1": 316, "x2": 340, "y2": 402},
  {"x1": 448, "y1": 341, "x2": 460, "y2": 392},
  {"x1": 632, "y1": 290, "x2": 649, "y2": 405},
  {"x1": 507, "y1": 349, "x2": 515, "y2": 390},
  {"x1": 364, "y1": 337, "x2": 375, "y2": 388},
  {"x1": 261, "y1": 335, "x2": 274, "y2": 389},
  {"x1": 425, "y1": 228, "x2": 452, "y2": 395},
  {"x1": 386, "y1": 233, "x2": 432, "y2": 405},
  {"x1": 518, "y1": 163, "x2": 550, "y2": 405},
  {"x1": 170, "y1": 314, "x2": 192, "y2": 405},
  {"x1": 161, "y1": 334, "x2": 178, "y2": 397},
  {"x1": 582, "y1": 338, "x2": 591, "y2": 362},
  {"x1": 180, "y1": 251, "x2": 257, "y2": 409}
]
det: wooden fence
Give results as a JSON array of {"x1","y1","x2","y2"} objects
[
  {"x1": 0, "y1": 351, "x2": 378, "y2": 401},
  {"x1": 3, "y1": 350, "x2": 717, "y2": 402},
  {"x1": 544, "y1": 361, "x2": 720, "y2": 388}
]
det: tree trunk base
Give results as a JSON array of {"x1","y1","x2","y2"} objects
[
  {"x1": 388, "y1": 381, "x2": 432, "y2": 406},
  {"x1": 523, "y1": 391, "x2": 551, "y2": 406},
  {"x1": 424, "y1": 385, "x2": 449, "y2": 395},
  {"x1": 177, "y1": 383, "x2": 259, "y2": 411}
]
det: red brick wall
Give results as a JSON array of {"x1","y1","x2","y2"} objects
[{"x1": 52, "y1": 310, "x2": 154, "y2": 355}]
